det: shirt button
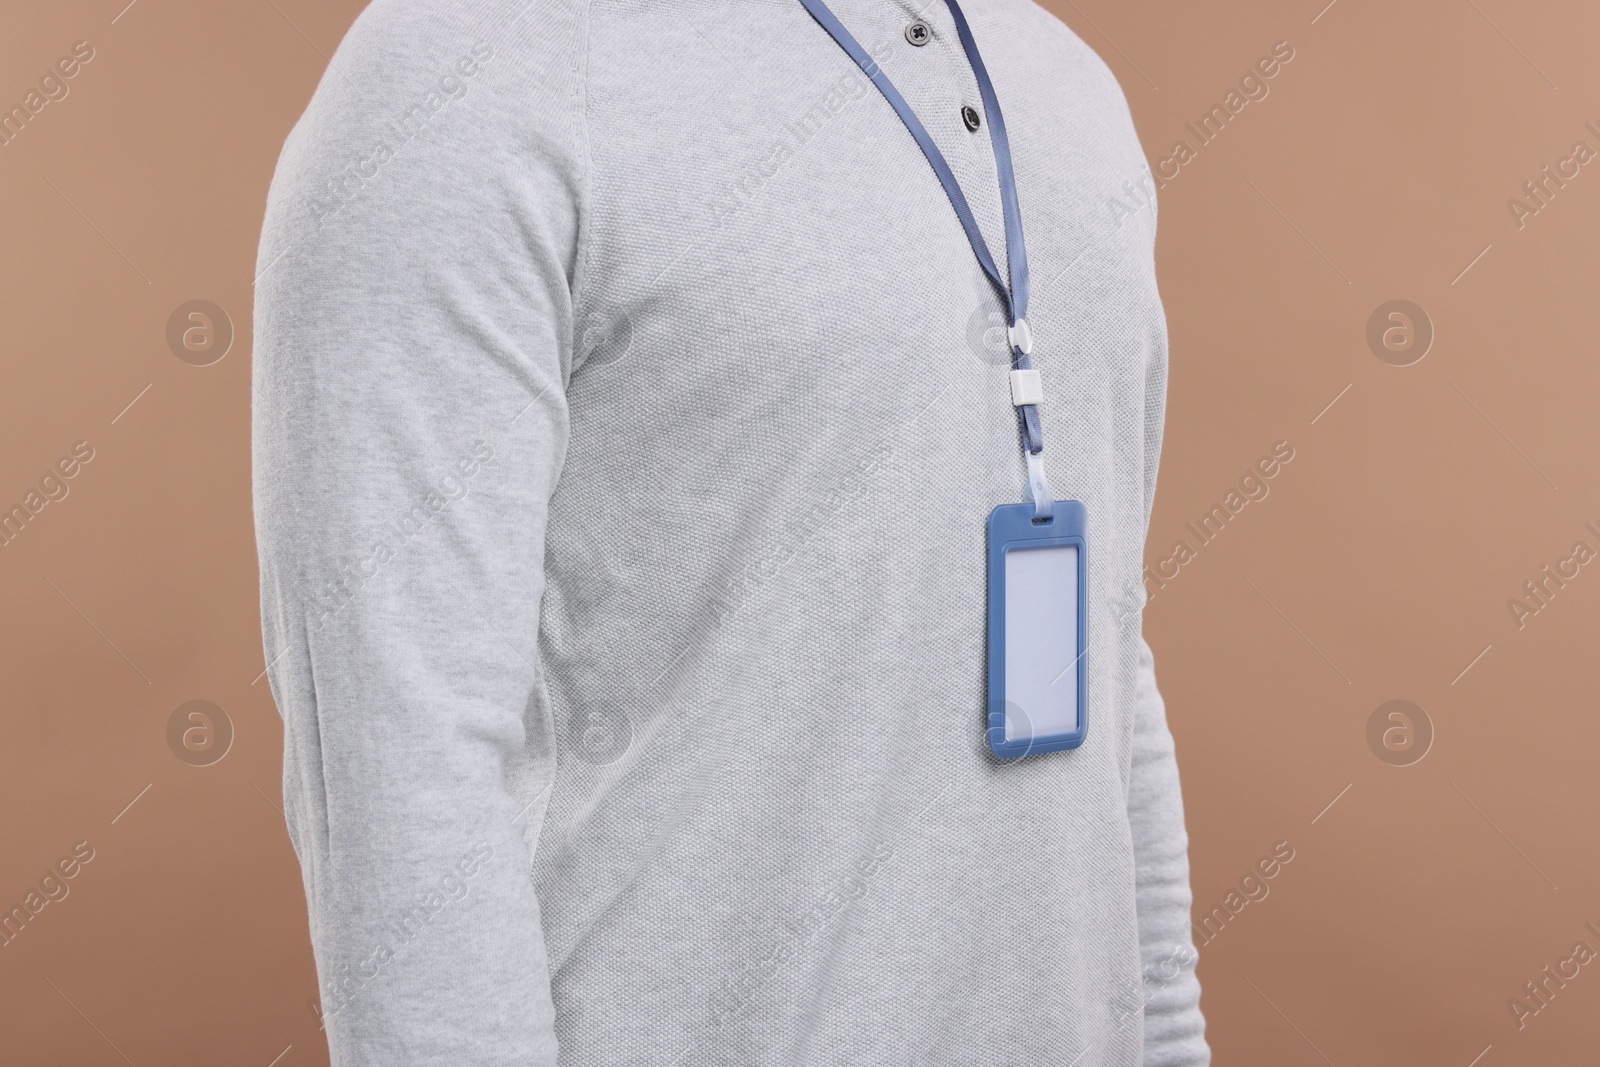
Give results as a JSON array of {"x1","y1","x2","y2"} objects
[
  {"x1": 905, "y1": 19, "x2": 931, "y2": 46},
  {"x1": 962, "y1": 105, "x2": 982, "y2": 131}
]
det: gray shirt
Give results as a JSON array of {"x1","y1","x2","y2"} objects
[{"x1": 252, "y1": 0, "x2": 1207, "y2": 1063}]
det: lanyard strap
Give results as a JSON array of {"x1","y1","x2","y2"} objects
[{"x1": 797, "y1": 0, "x2": 1053, "y2": 519}]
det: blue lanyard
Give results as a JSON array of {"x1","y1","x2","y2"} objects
[{"x1": 797, "y1": 0, "x2": 1054, "y2": 519}]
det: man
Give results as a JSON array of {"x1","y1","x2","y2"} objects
[{"x1": 252, "y1": 0, "x2": 1207, "y2": 1063}]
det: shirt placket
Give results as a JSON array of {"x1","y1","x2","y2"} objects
[{"x1": 879, "y1": 0, "x2": 1014, "y2": 297}]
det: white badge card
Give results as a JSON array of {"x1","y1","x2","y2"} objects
[{"x1": 985, "y1": 500, "x2": 1088, "y2": 758}]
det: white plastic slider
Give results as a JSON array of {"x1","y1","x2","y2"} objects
[
  {"x1": 1007, "y1": 317, "x2": 1033, "y2": 355},
  {"x1": 1009, "y1": 368, "x2": 1043, "y2": 407}
]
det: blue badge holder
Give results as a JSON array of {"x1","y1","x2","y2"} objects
[{"x1": 985, "y1": 500, "x2": 1088, "y2": 758}]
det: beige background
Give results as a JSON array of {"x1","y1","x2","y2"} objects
[{"x1": 3, "y1": 1, "x2": 1598, "y2": 1063}]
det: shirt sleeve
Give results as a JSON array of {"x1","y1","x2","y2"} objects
[
  {"x1": 1128, "y1": 176, "x2": 1209, "y2": 1065},
  {"x1": 251, "y1": 5, "x2": 583, "y2": 1063},
  {"x1": 1129, "y1": 637, "x2": 1210, "y2": 1066}
]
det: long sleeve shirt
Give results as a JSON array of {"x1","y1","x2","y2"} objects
[{"x1": 251, "y1": 0, "x2": 1208, "y2": 1063}]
